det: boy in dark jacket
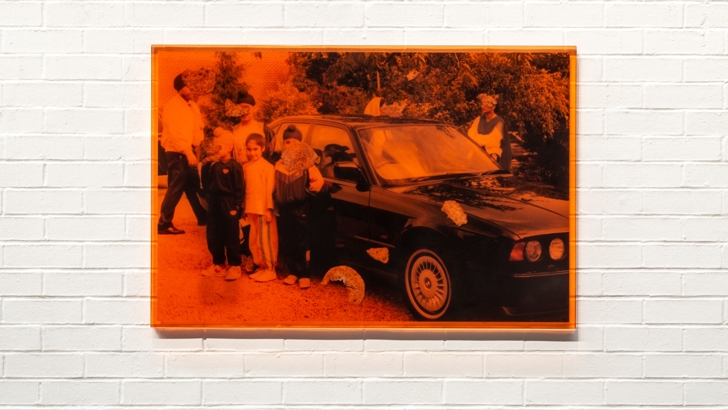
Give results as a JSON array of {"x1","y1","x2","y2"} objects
[
  {"x1": 201, "y1": 130, "x2": 245, "y2": 281},
  {"x1": 274, "y1": 125, "x2": 325, "y2": 289}
]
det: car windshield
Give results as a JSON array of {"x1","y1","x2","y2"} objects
[{"x1": 358, "y1": 124, "x2": 500, "y2": 186}]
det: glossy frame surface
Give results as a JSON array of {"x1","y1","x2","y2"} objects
[{"x1": 150, "y1": 45, "x2": 577, "y2": 331}]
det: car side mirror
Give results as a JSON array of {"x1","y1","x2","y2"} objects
[{"x1": 334, "y1": 161, "x2": 370, "y2": 191}]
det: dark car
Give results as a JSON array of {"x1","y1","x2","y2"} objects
[{"x1": 269, "y1": 115, "x2": 570, "y2": 321}]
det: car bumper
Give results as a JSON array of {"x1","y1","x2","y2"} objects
[{"x1": 503, "y1": 269, "x2": 569, "y2": 312}]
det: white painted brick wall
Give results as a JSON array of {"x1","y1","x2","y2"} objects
[{"x1": 1, "y1": 0, "x2": 727, "y2": 408}]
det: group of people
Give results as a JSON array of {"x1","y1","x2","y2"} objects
[
  {"x1": 158, "y1": 71, "x2": 512, "y2": 290},
  {"x1": 158, "y1": 73, "x2": 328, "y2": 289}
]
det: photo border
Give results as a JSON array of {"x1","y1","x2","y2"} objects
[{"x1": 150, "y1": 45, "x2": 577, "y2": 331}]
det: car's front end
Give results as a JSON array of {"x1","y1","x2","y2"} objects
[
  {"x1": 403, "y1": 175, "x2": 570, "y2": 316},
  {"x1": 458, "y1": 231, "x2": 570, "y2": 315}
]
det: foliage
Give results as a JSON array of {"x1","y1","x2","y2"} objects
[
  {"x1": 287, "y1": 51, "x2": 571, "y2": 189},
  {"x1": 200, "y1": 52, "x2": 251, "y2": 130},
  {"x1": 515, "y1": 123, "x2": 569, "y2": 191},
  {"x1": 256, "y1": 79, "x2": 321, "y2": 124},
  {"x1": 288, "y1": 53, "x2": 371, "y2": 114}
]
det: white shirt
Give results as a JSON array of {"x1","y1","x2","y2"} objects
[
  {"x1": 467, "y1": 116, "x2": 504, "y2": 157},
  {"x1": 160, "y1": 94, "x2": 204, "y2": 154}
]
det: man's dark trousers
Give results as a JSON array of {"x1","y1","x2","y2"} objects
[{"x1": 158, "y1": 152, "x2": 207, "y2": 229}]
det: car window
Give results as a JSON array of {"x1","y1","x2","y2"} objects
[
  {"x1": 309, "y1": 125, "x2": 359, "y2": 178},
  {"x1": 273, "y1": 123, "x2": 310, "y2": 154},
  {"x1": 359, "y1": 124, "x2": 499, "y2": 185}
]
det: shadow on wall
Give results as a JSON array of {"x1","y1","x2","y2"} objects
[{"x1": 155, "y1": 328, "x2": 579, "y2": 341}]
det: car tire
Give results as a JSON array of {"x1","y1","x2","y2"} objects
[{"x1": 403, "y1": 248, "x2": 453, "y2": 320}]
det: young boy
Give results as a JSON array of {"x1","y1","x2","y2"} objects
[
  {"x1": 200, "y1": 131, "x2": 244, "y2": 281},
  {"x1": 274, "y1": 125, "x2": 324, "y2": 289}
]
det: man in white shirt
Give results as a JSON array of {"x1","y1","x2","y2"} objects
[{"x1": 158, "y1": 74, "x2": 208, "y2": 235}]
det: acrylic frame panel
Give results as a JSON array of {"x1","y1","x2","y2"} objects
[{"x1": 151, "y1": 46, "x2": 577, "y2": 331}]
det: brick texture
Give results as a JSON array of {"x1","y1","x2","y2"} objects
[{"x1": 1, "y1": 1, "x2": 727, "y2": 408}]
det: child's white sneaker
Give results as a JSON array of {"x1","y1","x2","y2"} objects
[
  {"x1": 282, "y1": 274, "x2": 298, "y2": 285},
  {"x1": 251, "y1": 268, "x2": 276, "y2": 282},
  {"x1": 225, "y1": 265, "x2": 242, "y2": 281},
  {"x1": 202, "y1": 264, "x2": 226, "y2": 277}
]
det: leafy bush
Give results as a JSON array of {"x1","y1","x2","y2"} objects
[
  {"x1": 199, "y1": 52, "x2": 250, "y2": 130},
  {"x1": 256, "y1": 79, "x2": 320, "y2": 124}
]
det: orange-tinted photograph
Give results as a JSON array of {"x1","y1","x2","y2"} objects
[{"x1": 151, "y1": 46, "x2": 576, "y2": 329}]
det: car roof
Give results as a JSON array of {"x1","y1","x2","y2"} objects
[{"x1": 272, "y1": 114, "x2": 444, "y2": 130}]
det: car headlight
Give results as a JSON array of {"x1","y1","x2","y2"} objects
[
  {"x1": 525, "y1": 240, "x2": 542, "y2": 262},
  {"x1": 549, "y1": 238, "x2": 565, "y2": 260}
]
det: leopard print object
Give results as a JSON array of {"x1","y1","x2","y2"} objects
[
  {"x1": 366, "y1": 247, "x2": 389, "y2": 264},
  {"x1": 321, "y1": 266, "x2": 365, "y2": 305},
  {"x1": 441, "y1": 200, "x2": 468, "y2": 227},
  {"x1": 224, "y1": 99, "x2": 252, "y2": 118},
  {"x1": 281, "y1": 141, "x2": 317, "y2": 173},
  {"x1": 181, "y1": 68, "x2": 215, "y2": 95}
]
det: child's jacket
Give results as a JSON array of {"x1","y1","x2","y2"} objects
[
  {"x1": 201, "y1": 158, "x2": 244, "y2": 215},
  {"x1": 274, "y1": 162, "x2": 324, "y2": 206}
]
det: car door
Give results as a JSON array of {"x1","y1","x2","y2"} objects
[
  {"x1": 307, "y1": 123, "x2": 372, "y2": 265},
  {"x1": 363, "y1": 127, "x2": 418, "y2": 254},
  {"x1": 367, "y1": 187, "x2": 414, "y2": 251}
]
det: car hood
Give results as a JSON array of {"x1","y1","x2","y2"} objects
[{"x1": 401, "y1": 176, "x2": 569, "y2": 238}]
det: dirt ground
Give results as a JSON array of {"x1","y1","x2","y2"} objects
[{"x1": 154, "y1": 188, "x2": 416, "y2": 327}]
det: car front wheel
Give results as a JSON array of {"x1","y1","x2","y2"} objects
[{"x1": 403, "y1": 249, "x2": 452, "y2": 320}]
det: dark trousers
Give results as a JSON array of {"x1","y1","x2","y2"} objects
[
  {"x1": 158, "y1": 152, "x2": 207, "y2": 228},
  {"x1": 278, "y1": 202, "x2": 310, "y2": 278},
  {"x1": 157, "y1": 141, "x2": 168, "y2": 175},
  {"x1": 240, "y1": 224, "x2": 252, "y2": 257},
  {"x1": 206, "y1": 199, "x2": 241, "y2": 266}
]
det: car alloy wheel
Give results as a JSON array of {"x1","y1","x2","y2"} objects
[{"x1": 404, "y1": 249, "x2": 452, "y2": 320}]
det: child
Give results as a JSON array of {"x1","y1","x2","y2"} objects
[
  {"x1": 202, "y1": 127, "x2": 234, "y2": 162},
  {"x1": 274, "y1": 125, "x2": 324, "y2": 289},
  {"x1": 200, "y1": 130, "x2": 244, "y2": 281},
  {"x1": 243, "y1": 133, "x2": 278, "y2": 282}
]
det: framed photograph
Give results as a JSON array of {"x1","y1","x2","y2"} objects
[{"x1": 151, "y1": 46, "x2": 576, "y2": 330}]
